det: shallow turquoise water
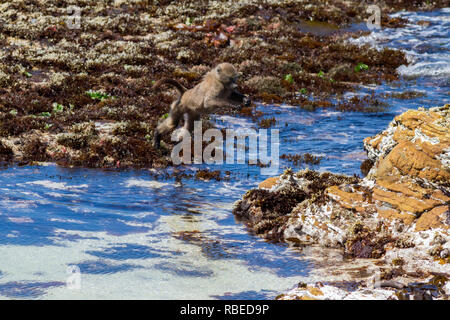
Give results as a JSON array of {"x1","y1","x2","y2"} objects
[{"x1": 0, "y1": 9, "x2": 448, "y2": 299}]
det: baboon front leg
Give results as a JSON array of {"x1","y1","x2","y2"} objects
[
  {"x1": 153, "y1": 106, "x2": 183, "y2": 148},
  {"x1": 228, "y1": 90, "x2": 245, "y2": 104},
  {"x1": 229, "y1": 90, "x2": 251, "y2": 106}
]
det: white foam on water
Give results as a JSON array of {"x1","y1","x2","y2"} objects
[
  {"x1": 349, "y1": 8, "x2": 450, "y2": 80},
  {"x1": 49, "y1": 218, "x2": 86, "y2": 224},
  {"x1": 6, "y1": 231, "x2": 20, "y2": 238},
  {"x1": 291, "y1": 134, "x2": 307, "y2": 140},
  {"x1": 125, "y1": 178, "x2": 170, "y2": 189},
  {"x1": 45, "y1": 192, "x2": 67, "y2": 198},
  {"x1": 319, "y1": 111, "x2": 342, "y2": 117},
  {"x1": 23, "y1": 180, "x2": 89, "y2": 191},
  {"x1": 0, "y1": 199, "x2": 37, "y2": 210},
  {"x1": 397, "y1": 61, "x2": 450, "y2": 79},
  {"x1": 214, "y1": 115, "x2": 254, "y2": 129},
  {"x1": 8, "y1": 217, "x2": 34, "y2": 223},
  {"x1": 133, "y1": 212, "x2": 157, "y2": 219}
]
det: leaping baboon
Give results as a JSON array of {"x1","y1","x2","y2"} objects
[{"x1": 152, "y1": 63, "x2": 250, "y2": 148}]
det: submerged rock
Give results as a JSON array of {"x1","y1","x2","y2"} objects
[{"x1": 233, "y1": 104, "x2": 450, "y2": 299}]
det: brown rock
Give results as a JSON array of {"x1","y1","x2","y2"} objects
[
  {"x1": 234, "y1": 105, "x2": 449, "y2": 267},
  {"x1": 376, "y1": 141, "x2": 450, "y2": 183},
  {"x1": 330, "y1": 106, "x2": 449, "y2": 229},
  {"x1": 326, "y1": 185, "x2": 365, "y2": 206},
  {"x1": 378, "y1": 208, "x2": 416, "y2": 225},
  {"x1": 299, "y1": 295, "x2": 319, "y2": 300},
  {"x1": 373, "y1": 186, "x2": 440, "y2": 216},
  {"x1": 307, "y1": 286, "x2": 324, "y2": 296},
  {"x1": 258, "y1": 177, "x2": 279, "y2": 189},
  {"x1": 432, "y1": 190, "x2": 450, "y2": 203},
  {"x1": 415, "y1": 206, "x2": 449, "y2": 231},
  {"x1": 376, "y1": 179, "x2": 428, "y2": 199}
]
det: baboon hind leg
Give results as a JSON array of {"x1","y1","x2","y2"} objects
[
  {"x1": 153, "y1": 105, "x2": 183, "y2": 148},
  {"x1": 184, "y1": 112, "x2": 201, "y2": 133}
]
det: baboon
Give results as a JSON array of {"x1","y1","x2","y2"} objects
[{"x1": 152, "y1": 63, "x2": 250, "y2": 148}]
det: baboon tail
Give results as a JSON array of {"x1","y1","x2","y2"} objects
[{"x1": 152, "y1": 78, "x2": 187, "y2": 100}]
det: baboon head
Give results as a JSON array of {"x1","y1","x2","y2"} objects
[{"x1": 215, "y1": 63, "x2": 241, "y2": 87}]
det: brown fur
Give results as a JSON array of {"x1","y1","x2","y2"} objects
[{"x1": 152, "y1": 63, "x2": 249, "y2": 148}]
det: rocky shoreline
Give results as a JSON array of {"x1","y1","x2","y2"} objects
[
  {"x1": 233, "y1": 104, "x2": 449, "y2": 300},
  {"x1": 1, "y1": 0, "x2": 447, "y2": 168}
]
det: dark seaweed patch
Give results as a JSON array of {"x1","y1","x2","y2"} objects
[
  {"x1": 0, "y1": 141, "x2": 13, "y2": 161},
  {"x1": 75, "y1": 260, "x2": 142, "y2": 275},
  {"x1": 22, "y1": 137, "x2": 49, "y2": 162},
  {"x1": 86, "y1": 244, "x2": 163, "y2": 261},
  {"x1": 153, "y1": 262, "x2": 214, "y2": 277},
  {"x1": 360, "y1": 159, "x2": 374, "y2": 176},
  {"x1": 281, "y1": 153, "x2": 323, "y2": 166},
  {"x1": 344, "y1": 224, "x2": 394, "y2": 259}
]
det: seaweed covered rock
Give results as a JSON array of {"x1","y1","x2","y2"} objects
[
  {"x1": 234, "y1": 105, "x2": 449, "y2": 252},
  {"x1": 233, "y1": 168, "x2": 361, "y2": 244},
  {"x1": 233, "y1": 105, "x2": 450, "y2": 299}
]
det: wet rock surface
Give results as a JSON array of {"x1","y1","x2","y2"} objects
[{"x1": 233, "y1": 105, "x2": 450, "y2": 299}]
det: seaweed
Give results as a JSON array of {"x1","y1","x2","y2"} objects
[
  {"x1": 0, "y1": 141, "x2": 13, "y2": 161},
  {"x1": 195, "y1": 169, "x2": 222, "y2": 181},
  {"x1": 281, "y1": 153, "x2": 323, "y2": 166},
  {"x1": 233, "y1": 169, "x2": 361, "y2": 241},
  {"x1": 258, "y1": 117, "x2": 277, "y2": 128},
  {"x1": 344, "y1": 225, "x2": 394, "y2": 259},
  {"x1": 360, "y1": 159, "x2": 374, "y2": 176},
  {"x1": 337, "y1": 93, "x2": 388, "y2": 113},
  {"x1": 22, "y1": 137, "x2": 49, "y2": 162},
  {"x1": 0, "y1": 0, "x2": 439, "y2": 168}
]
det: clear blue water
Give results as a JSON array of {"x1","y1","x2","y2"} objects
[{"x1": 0, "y1": 9, "x2": 448, "y2": 299}]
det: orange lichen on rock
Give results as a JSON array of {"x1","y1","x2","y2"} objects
[
  {"x1": 326, "y1": 186, "x2": 364, "y2": 204},
  {"x1": 235, "y1": 106, "x2": 449, "y2": 300},
  {"x1": 376, "y1": 179, "x2": 430, "y2": 199}
]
